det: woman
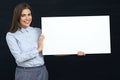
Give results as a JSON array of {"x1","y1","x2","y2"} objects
[{"x1": 6, "y1": 2, "x2": 85, "y2": 80}]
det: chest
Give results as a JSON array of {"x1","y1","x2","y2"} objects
[{"x1": 15, "y1": 31, "x2": 40, "y2": 50}]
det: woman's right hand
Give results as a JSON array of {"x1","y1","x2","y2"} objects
[{"x1": 37, "y1": 35, "x2": 45, "y2": 52}]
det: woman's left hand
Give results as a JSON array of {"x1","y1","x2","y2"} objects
[{"x1": 77, "y1": 51, "x2": 86, "y2": 56}]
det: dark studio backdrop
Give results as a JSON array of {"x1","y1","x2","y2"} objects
[{"x1": 0, "y1": 0, "x2": 120, "y2": 80}]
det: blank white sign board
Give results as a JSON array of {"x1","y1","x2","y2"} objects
[{"x1": 42, "y1": 16, "x2": 111, "y2": 55}]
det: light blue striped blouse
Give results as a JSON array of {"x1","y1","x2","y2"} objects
[{"x1": 6, "y1": 26, "x2": 44, "y2": 67}]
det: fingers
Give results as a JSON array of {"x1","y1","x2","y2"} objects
[
  {"x1": 40, "y1": 34, "x2": 45, "y2": 39},
  {"x1": 38, "y1": 35, "x2": 45, "y2": 52},
  {"x1": 39, "y1": 34, "x2": 45, "y2": 41},
  {"x1": 38, "y1": 35, "x2": 45, "y2": 46},
  {"x1": 77, "y1": 51, "x2": 86, "y2": 56}
]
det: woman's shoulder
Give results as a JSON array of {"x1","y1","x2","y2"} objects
[
  {"x1": 6, "y1": 32, "x2": 16, "y2": 40},
  {"x1": 6, "y1": 30, "x2": 20, "y2": 35},
  {"x1": 6, "y1": 29, "x2": 22, "y2": 38},
  {"x1": 6, "y1": 32, "x2": 14, "y2": 36}
]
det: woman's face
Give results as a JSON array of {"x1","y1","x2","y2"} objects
[{"x1": 20, "y1": 8, "x2": 32, "y2": 28}]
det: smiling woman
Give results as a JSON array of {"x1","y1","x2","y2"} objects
[
  {"x1": 6, "y1": 3, "x2": 48, "y2": 80},
  {"x1": 20, "y1": 8, "x2": 32, "y2": 28},
  {"x1": 9, "y1": 3, "x2": 33, "y2": 32}
]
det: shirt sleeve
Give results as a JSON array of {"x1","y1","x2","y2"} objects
[{"x1": 6, "y1": 32, "x2": 39, "y2": 63}]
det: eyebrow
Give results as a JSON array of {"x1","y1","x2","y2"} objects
[{"x1": 21, "y1": 13, "x2": 31, "y2": 15}]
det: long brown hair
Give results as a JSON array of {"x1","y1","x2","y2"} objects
[{"x1": 9, "y1": 3, "x2": 32, "y2": 33}]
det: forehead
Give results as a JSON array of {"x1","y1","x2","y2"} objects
[{"x1": 21, "y1": 8, "x2": 31, "y2": 14}]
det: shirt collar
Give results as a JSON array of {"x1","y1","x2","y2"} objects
[{"x1": 20, "y1": 26, "x2": 31, "y2": 33}]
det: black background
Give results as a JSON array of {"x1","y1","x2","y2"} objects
[{"x1": 0, "y1": 0, "x2": 120, "y2": 80}]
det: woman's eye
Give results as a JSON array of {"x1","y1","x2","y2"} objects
[
  {"x1": 21, "y1": 14, "x2": 25, "y2": 17},
  {"x1": 28, "y1": 14, "x2": 31, "y2": 16}
]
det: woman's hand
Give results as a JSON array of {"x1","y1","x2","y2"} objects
[
  {"x1": 77, "y1": 51, "x2": 86, "y2": 56},
  {"x1": 37, "y1": 35, "x2": 45, "y2": 52}
]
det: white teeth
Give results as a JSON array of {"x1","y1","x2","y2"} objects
[{"x1": 25, "y1": 21, "x2": 29, "y2": 24}]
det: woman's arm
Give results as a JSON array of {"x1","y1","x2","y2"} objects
[{"x1": 6, "y1": 33, "x2": 39, "y2": 63}]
